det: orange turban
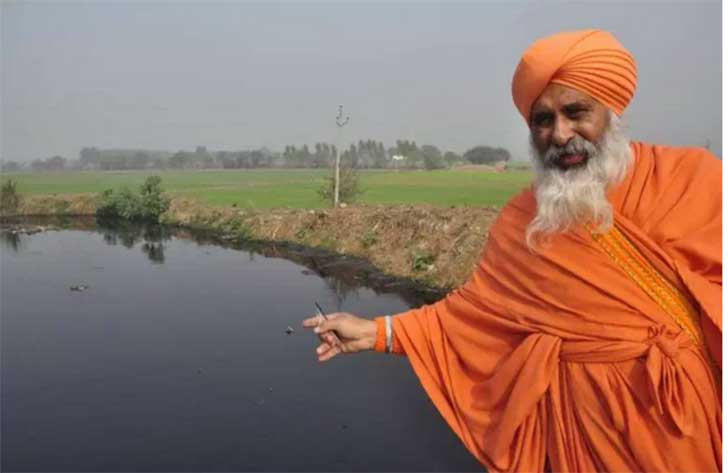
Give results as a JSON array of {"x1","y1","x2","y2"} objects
[{"x1": 511, "y1": 29, "x2": 638, "y2": 123}]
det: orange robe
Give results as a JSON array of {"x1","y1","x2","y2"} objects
[{"x1": 376, "y1": 142, "x2": 722, "y2": 472}]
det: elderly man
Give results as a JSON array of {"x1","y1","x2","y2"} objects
[{"x1": 303, "y1": 30, "x2": 721, "y2": 472}]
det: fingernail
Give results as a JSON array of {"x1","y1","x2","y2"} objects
[{"x1": 313, "y1": 327, "x2": 320, "y2": 333}]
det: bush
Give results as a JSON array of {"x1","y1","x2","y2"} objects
[
  {"x1": 360, "y1": 230, "x2": 378, "y2": 248},
  {"x1": 318, "y1": 167, "x2": 362, "y2": 206},
  {"x1": 411, "y1": 251, "x2": 435, "y2": 271},
  {"x1": 138, "y1": 176, "x2": 169, "y2": 221},
  {"x1": 96, "y1": 176, "x2": 170, "y2": 222},
  {"x1": 0, "y1": 179, "x2": 22, "y2": 214}
]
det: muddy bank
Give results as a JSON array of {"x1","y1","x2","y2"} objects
[{"x1": 3, "y1": 194, "x2": 503, "y2": 291}]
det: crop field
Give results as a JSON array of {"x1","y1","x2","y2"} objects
[{"x1": 0, "y1": 168, "x2": 533, "y2": 209}]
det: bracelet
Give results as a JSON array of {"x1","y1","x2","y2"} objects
[{"x1": 385, "y1": 315, "x2": 393, "y2": 353}]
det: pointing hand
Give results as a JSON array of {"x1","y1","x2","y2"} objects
[{"x1": 302, "y1": 312, "x2": 377, "y2": 362}]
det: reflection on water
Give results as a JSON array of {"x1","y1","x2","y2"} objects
[
  {"x1": 1, "y1": 217, "x2": 481, "y2": 472},
  {"x1": 323, "y1": 276, "x2": 359, "y2": 311},
  {"x1": 2, "y1": 218, "x2": 173, "y2": 265},
  {"x1": 1, "y1": 230, "x2": 23, "y2": 252},
  {"x1": 98, "y1": 220, "x2": 172, "y2": 264},
  {"x1": 1, "y1": 217, "x2": 446, "y2": 307},
  {"x1": 1, "y1": 217, "x2": 401, "y2": 306}
]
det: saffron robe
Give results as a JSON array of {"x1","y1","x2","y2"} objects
[{"x1": 379, "y1": 142, "x2": 722, "y2": 472}]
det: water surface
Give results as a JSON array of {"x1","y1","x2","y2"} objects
[{"x1": 1, "y1": 220, "x2": 482, "y2": 472}]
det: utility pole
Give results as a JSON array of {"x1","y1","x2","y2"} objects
[{"x1": 334, "y1": 105, "x2": 350, "y2": 208}]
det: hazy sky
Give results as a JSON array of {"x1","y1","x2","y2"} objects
[{"x1": 1, "y1": 0, "x2": 722, "y2": 163}]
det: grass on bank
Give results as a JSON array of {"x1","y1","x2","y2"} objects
[{"x1": 0, "y1": 168, "x2": 533, "y2": 209}]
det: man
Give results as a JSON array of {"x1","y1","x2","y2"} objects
[{"x1": 302, "y1": 29, "x2": 721, "y2": 472}]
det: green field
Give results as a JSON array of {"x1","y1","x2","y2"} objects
[{"x1": 0, "y1": 168, "x2": 533, "y2": 209}]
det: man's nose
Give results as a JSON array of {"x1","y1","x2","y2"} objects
[{"x1": 552, "y1": 116, "x2": 575, "y2": 147}]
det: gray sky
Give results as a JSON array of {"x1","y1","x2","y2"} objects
[{"x1": 1, "y1": 0, "x2": 722, "y2": 163}]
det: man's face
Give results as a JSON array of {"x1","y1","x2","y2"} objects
[{"x1": 529, "y1": 84, "x2": 611, "y2": 170}]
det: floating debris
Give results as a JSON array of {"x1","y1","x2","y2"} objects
[
  {"x1": 285, "y1": 326, "x2": 294, "y2": 335},
  {"x1": 3, "y1": 225, "x2": 48, "y2": 235},
  {"x1": 69, "y1": 284, "x2": 89, "y2": 292}
]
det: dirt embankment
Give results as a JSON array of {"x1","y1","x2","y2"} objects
[{"x1": 7, "y1": 194, "x2": 501, "y2": 290}]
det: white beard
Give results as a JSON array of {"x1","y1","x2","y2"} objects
[{"x1": 526, "y1": 111, "x2": 633, "y2": 251}]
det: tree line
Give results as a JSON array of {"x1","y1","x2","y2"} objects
[{"x1": 1, "y1": 141, "x2": 512, "y2": 172}]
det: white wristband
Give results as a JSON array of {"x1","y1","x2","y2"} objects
[{"x1": 385, "y1": 315, "x2": 393, "y2": 353}]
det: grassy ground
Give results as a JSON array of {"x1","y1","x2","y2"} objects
[{"x1": 1, "y1": 168, "x2": 533, "y2": 209}]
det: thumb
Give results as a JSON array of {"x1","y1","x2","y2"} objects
[{"x1": 314, "y1": 313, "x2": 344, "y2": 334}]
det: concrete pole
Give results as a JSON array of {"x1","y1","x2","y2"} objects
[{"x1": 334, "y1": 105, "x2": 350, "y2": 208}]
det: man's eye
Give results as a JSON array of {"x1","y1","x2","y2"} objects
[
  {"x1": 532, "y1": 114, "x2": 553, "y2": 127},
  {"x1": 567, "y1": 109, "x2": 587, "y2": 118}
]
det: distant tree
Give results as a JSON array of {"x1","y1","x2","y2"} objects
[
  {"x1": 31, "y1": 156, "x2": 66, "y2": 171},
  {"x1": 443, "y1": 151, "x2": 462, "y2": 167},
  {"x1": 391, "y1": 140, "x2": 422, "y2": 168},
  {"x1": 343, "y1": 144, "x2": 359, "y2": 168},
  {"x1": 356, "y1": 140, "x2": 372, "y2": 168},
  {"x1": 80, "y1": 147, "x2": 101, "y2": 169},
  {"x1": 304, "y1": 145, "x2": 315, "y2": 167},
  {"x1": 259, "y1": 147, "x2": 275, "y2": 167},
  {"x1": 99, "y1": 152, "x2": 130, "y2": 170},
  {"x1": 168, "y1": 151, "x2": 189, "y2": 169},
  {"x1": 133, "y1": 151, "x2": 151, "y2": 169},
  {"x1": 283, "y1": 145, "x2": 297, "y2": 167},
  {"x1": 355, "y1": 139, "x2": 386, "y2": 168},
  {"x1": 463, "y1": 146, "x2": 511, "y2": 165},
  {"x1": 313, "y1": 142, "x2": 331, "y2": 168},
  {"x1": 250, "y1": 150, "x2": 265, "y2": 168},
  {"x1": 421, "y1": 144, "x2": 446, "y2": 170},
  {"x1": 372, "y1": 141, "x2": 388, "y2": 168},
  {"x1": 48, "y1": 156, "x2": 67, "y2": 170},
  {"x1": 193, "y1": 146, "x2": 213, "y2": 169},
  {"x1": 1, "y1": 161, "x2": 21, "y2": 172},
  {"x1": 394, "y1": 140, "x2": 418, "y2": 158},
  {"x1": 235, "y1": 151, "x2": 251, "y2": 169},
  {"x1": 152, "y1": 157, "x2": 167, "y2": 170},
  {"x1": 216, "y1": 151, "x2": 234, "y2": 169}
]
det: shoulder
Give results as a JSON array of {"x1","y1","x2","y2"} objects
[
  {"x1": 501, "y1": 187, "x2": 535, "y2": 221},
  {"x1": 624, "y1": 141, "x2": 721, "y2": 234},
  {"x1": 488, "y1": 187, "x2": 535, "y2": 240},
  {"x1": 633, "y1": 141, "x2": 721, "y2": 182}
]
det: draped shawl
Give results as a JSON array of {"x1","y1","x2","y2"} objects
[{"x1": 388, "y1": 142, "x2": 722, "y2": 472}]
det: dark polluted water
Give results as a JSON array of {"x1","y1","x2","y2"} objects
[{"x1": 1, "y1": 218, "x2": 482, "y2": 472}]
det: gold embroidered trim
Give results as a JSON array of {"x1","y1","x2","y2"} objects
[{"x1": 590, "y1": 225, "x2": 705, "y2": 349}]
